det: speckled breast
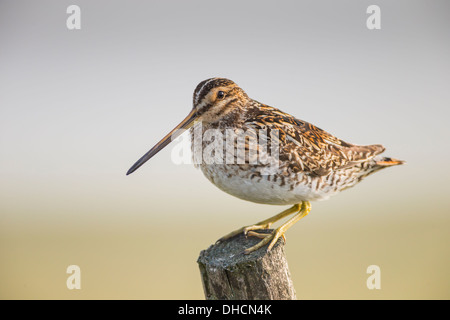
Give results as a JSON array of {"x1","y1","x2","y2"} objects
[{"x1": 198, "y1": 163, "x2": 339, "y2": 205}]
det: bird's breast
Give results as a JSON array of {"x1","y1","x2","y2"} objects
[{"x1": 198, "y1": 163, "x2": 336, "y2": 205}]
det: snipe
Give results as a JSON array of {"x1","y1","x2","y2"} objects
[{"x1": 127, "y1": 78, "x2": 404, "y2": 253}]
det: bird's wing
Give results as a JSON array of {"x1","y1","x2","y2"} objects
[{"x1": 244, "y1": 104, "x2": 385, "y2": 176}]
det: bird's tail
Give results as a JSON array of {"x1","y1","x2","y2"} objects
[{"x1": 375, "y1": 157, "x2": 405, "y2": 167}]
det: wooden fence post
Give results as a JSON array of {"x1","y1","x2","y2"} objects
[{"x1": 197, "y1": 230, "x2": 297, "y2": 300}]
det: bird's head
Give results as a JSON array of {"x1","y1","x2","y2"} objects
[
  {"x1": 126, "y1": 78, "x2": 248, "y2": 175},
  {"x1": 191, "y1": 78, "x2": 249, "y2": 123}
]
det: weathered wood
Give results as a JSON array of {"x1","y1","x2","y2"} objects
[{"x1": 197, "y1": 230, "x2": 296, "y2": 300}]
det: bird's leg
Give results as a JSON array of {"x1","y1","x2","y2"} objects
[
  {"x1": 244, "y1": 201, "x2": 311, "y2": 254},
  {"x1": 218, "y1": 204, "x2": 301, "y2": 243},
  {"x1": 246, "y1": 230, "x2": 287, "y2": 243}
]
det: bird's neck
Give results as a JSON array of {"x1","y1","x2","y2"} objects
[{"x1": 203, "y1": 103, "x2": 248, "y2": 130}]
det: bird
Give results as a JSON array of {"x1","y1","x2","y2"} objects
[{"x1": 127, "y1": 78, "x2": 404, "y2": 254}]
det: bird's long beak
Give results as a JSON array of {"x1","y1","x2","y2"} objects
[{"x1": 126, "y1": 108, "x2": 198, "y2": 175}]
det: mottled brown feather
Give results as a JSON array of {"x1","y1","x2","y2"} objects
[{"x1": 243, "y1": 104, "x2": 385, "y2": 176}]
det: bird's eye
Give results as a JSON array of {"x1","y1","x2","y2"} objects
[{"x1": 217, "y1": 91, "x2": 225, "y2": 100}]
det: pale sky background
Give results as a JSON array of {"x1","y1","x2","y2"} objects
[{"x1": 0, "y1": 0, "x2": 449, "y2": 299}]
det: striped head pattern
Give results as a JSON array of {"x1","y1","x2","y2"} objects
[{"x1": 192, "y1": 78, "x2": 250, "y2": 123}]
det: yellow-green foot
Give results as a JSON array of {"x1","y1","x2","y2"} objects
[{"x1": 218, "y1": 201, "x2": 311, "y2": 254}]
